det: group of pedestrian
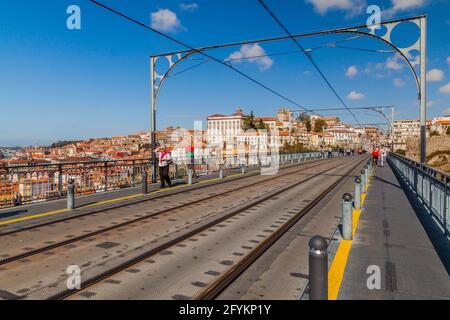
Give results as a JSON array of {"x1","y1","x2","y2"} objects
[{"x1": 371, "y1": 146, "x2": 389, "y2": 167}]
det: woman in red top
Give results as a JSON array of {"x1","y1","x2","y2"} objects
[{"x1": 372, "y1": 148, "x2": 380, "y2": 166}]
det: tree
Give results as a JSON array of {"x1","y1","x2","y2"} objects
[
  {"x1": 297, "y1": 112, "x2": 312, "y2": 132},
  {"x1": 446, "y1": 126, "x2": 450, "y2": 135},
  {"x1": 243, "y1": 111, "x2": 256, "y2": 130},
  {"x1": 429, "y1": 130, "x2": 440, "y2": 137},
  {"x1": 314, "y1": 118, "x2": 327, "y2": 133},
  {"x1": 305, "y1": 119, "x2": 312, "y2": 132},
  {"x1": 243, "y1": 111, "x2": 267, "y2": 130}
]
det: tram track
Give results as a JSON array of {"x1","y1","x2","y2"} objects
[
  {"x1": 54, "y1": 157, "x2": 365, "y2": 300},
  {"x1": 0, "y1": 157, "x2": 347, "y2": 266}
]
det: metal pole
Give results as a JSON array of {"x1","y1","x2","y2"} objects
[
  {"x1": 342, "y1": 193, "x2": 353, "y2": 240},
  {"x1": 219, "y1": 166, "x2": 224, "y2": 179},
  {"x1": 241, "y1": 164, "x2": 245, "y2": 174},
  {"x1": 67, "y1": 179, "x2": 75, "y2": 210},
  {"x1": 391, "y1": 107, "x2": 395, "y2": 151},
  {"x1": 188, "y1": 168, "x2": 193, "y2": 185},
  {"x1": 142, "y1": 171, "x2": 148, "y2": 194},
  {"x1": 308, "y1": 235, "x2": 328, "y2": 300},
  {"x1": 360, "y1": 170, "x2": 366, "y2": 194},
  {"x1": 364, "y1": 165, "x2": 369, "y2": 188},
  {"x1": 150, "y1": 56, "x2": 157, "y2": 183},
  {"x1": 420, "y1": 16, "x2": 427, "y2": 164},
  {"x1": 354, "y1": 177, "x2": 361, "y2": 210}
]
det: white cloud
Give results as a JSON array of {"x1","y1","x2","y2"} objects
[
  {"x1": 442, "y1": 108, "x2": 450, "y2": 115},
  {"x1": 393, "y1": 78, "x2": 405, "y2": 87},
  {"x1": 227, "y1": 44, "x2": 273, "y2": 71},
  {"x1": 151, "y1": 9, "x2": 182, "y2": 32},
  {"x1": 386, "y1": 55, "x2": 404, "y2": 70},
  {"x1": 180, "y1": 3, "x2": 199, "y2": 11},
  {"x1": 427, "y1": 69, "x2": 444, "y2": 82},
  {"x1": 385, "y1": 0, "x2": 427, "y2": 17},
  {"x1": 345, "y1": 65, "x2": 358, "y2": 77},
  {"x1": 347, "y1": 91, "x2": 365, "y2": 100},
  {"x1": 447, "y1": 56, "x2": 450, "y2": 65},
  {"x1": 439, "y1": 83, "x2": 450, "y2": 94},
  {"x1": 305, "y1": 0, "x2": 365, "y2": 17}
]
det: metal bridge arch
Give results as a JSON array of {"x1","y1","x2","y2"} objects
[{"x1": 149, "y1": 15, "x2": 427, "y2": 180}]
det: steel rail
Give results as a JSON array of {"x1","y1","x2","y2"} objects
[
  {"x1": 196, "y1": 157, "x2": 366, "y2": 300},
  {"x1": 52, "y1": 157, "x2": 362, "y2": 300},
  {"x1": 0, "y1": 157, "x2": 340, "y2": 266}
]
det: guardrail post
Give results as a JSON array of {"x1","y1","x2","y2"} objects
[
  {"x1": 219, "y1": 165, "x2": 224, "y2": 179},
  {"x1": 58, "y1": 164, "x2": 63, "y2": 198},
  {"x1": 364, "y1": 165, "x2": 369, "y2": 184},
  {"x1": 188, "y1": 168, "x2": 193, "y2": 185},
  {"x1": 360, "y1": 170, "x2": 366, "y2": 194},
  {"x1": 342, "y1": 193, "x2": 353, "y2": 240},
  {"x1": 309, "y1": 235, "x2": 328, "y2": 300},
  {"x1": 142, "y1": 171, "x2": 148, "y2": 194},
  {"x1": 131, "y1": 161, "x2": 136, "y2": 187},
  {"x1": 104, "y1": 161, "x2": 108, "y2": 192},
  {"x1": 67, "y1": 179, "x2": 75, "y2": 210},
  {"x1": 444, "y1": 177, "x2": 448, "y2": 236},
  {"x1": 241, "y1": 164, "x2": 245, "y2": 174},
  {"x1": 354, "y1": 177, "x2": 361, "y2": 210}
]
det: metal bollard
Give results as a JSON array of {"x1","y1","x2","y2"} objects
[
  {"x1": 241, "y1": 164, "x2": 245, "y2": 174},
  {"x1": 360, "y1": 170, "x2": 366, "y2": 194},
  {"x1": 309, "y1": 235, "x2": 328, "y2": 300},
  {"x1": 364, "y1": 165, "x2": 369, "y2": 189},
  {"x1": 67, "y1": 179, "x2": 75, "y2": 210},
  {"x1": 142, "y1": 172, "x2": 148, "y2": 194},
  {"x1": 354, "y1": 177, "x2": 361, "y2": 210},
  {"x1": 342, "y1": 193, "x2": 353, "y2": 240},
  {"x1": 219, "y1": 166, "x2": 224, "y2": 179},
  {"x1": 188, "y1": 168, "x2": 193, "y2": 185}
]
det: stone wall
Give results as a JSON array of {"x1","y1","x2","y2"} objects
[{"x1": 405, "y1": 136, "x2": 450, "y2": 161}]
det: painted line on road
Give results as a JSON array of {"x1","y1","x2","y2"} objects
[{"x1": 328, "y1": 171, "x2": 371, "y2": 300}]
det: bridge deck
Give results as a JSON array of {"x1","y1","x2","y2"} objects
[{"x1": 338, "y1": 161, "x2": 450, "y2": 299}]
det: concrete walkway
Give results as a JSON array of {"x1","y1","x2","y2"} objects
[{"x1": 338, "y1": 162, "x2": 450, "y2": 299}]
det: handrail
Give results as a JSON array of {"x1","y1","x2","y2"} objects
[{"x1": 389, "y1": 153, "x2": 449, "y2": 235}]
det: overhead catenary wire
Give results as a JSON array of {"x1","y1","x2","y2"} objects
[
  {"x1": 256, "y1": 0, "x2": 361, "y2": 127},
  {"x1": 169, "y1": 36, "x2": 386, "y2": 78},
  {"x1": 88, "y1": 0, "x2": 317, "y2": 114}
]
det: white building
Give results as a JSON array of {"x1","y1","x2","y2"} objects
[
  {"x1": 207, "y1": 107, "x2": 245, "y2": 145},
  {"x1": 393, "y1": 120, "x2": 420, "y2": 151}
]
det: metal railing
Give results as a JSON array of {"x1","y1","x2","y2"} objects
[
  {"x1": 389, "y1": 153, "x2": 449, "y2": 235},
  {"x1": 0, "y1": 151, "x2": 342, "y2": 209}
]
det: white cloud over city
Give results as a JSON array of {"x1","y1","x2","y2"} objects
[
  {"x1": 345, "y1": 65, "x2": 358, "y2": 78},
  {"x1": 427, "y1": 69, "x2": 444, "y2": 82},
  {"x1": 304, "y1": 0, "x2": 365, "y2": 17},
  {"x1": 180, "y1": 2, "x2": 199, "y2": 11},
  {"x1": 386, "y1": 55, "x2": 404, "y2": 71},
  {"x1": 228, "y1": 44, "x2": 273, "y2": 71},
  {"x1": 439, "y1": 83, "x2": 450, "y2": 94},
  {"x1": 393, "y1": 78, "x2": 405, "y2": 87},
  {"x1": 151, "y1": 9, "x2": 182, "y2": 32},
  {"x1": 347, "y1": 91, "x2": 365, "y2": 100},
  {"x1": 385, "y1": 0, "x2": 427, "y2": 17}
]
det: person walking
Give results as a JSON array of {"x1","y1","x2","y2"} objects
[
  {"x1": 372, "y1": 147, "x2": 380, "y2": 166},
  {"x1": 157, "y1": 146, "x2": 172, "y2": 188},
  {"x1": 380, "y1": 146, "x2": 388, "y2": 167}
]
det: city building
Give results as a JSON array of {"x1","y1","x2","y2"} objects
[{"x1": 393, "y1": 120, "x2": 420, "y2": 151}]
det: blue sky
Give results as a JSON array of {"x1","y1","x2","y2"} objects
[{"x1": 1, "y1": 0, "x2": 449, "y2": 146}]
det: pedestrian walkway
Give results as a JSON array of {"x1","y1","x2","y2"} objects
[{"x1": 337, "y1": 161, "x2": 450, "y2": 299}]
